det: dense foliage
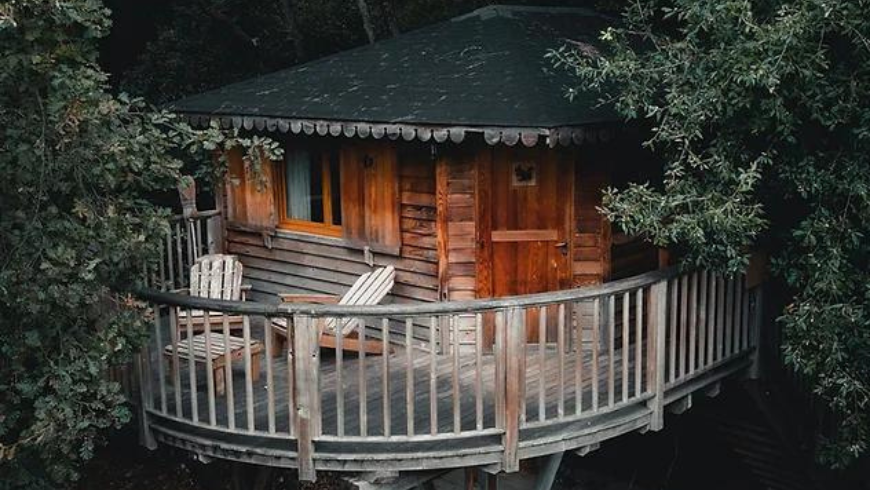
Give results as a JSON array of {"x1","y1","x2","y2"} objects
[
  {"x1": 0, "y1": 1, "x2": 278, "y2": 486},
  {"x1": 554, "y1": 0, "x2": 870, "y2": 468}
]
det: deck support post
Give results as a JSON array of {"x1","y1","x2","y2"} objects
[
  {"x1": 502, "y1": 307, "x2": 525, "y2": 472},
  {"x1": 294, "y1": 315, "x2": 318, "y2": 482},
  {"x1": 533, "y1": 452, "x2": 564, "y2": 490},
  {"x1": 748, "y1": 285, "x2": 765, "y2": 379},
  {"x1": 647, "y1": 278, "x2": 668, "y2": 431},
  {"x1": 135, "y1": 351, "x2": 157, "y2": 450}
]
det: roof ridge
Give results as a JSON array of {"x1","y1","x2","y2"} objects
[{"x1": 452, "y1": 4, "x2": 603, "y2": 22}]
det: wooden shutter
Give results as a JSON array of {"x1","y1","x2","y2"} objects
[
  {"x1": 224, "y1": 148, "x2": 277, "y2": 229},
  {"x1": 340, "y1": 142, "x2": 400, "y2": 251}
]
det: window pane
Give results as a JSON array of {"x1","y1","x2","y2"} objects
[
  {"x1": 329, "y1": 151, "x2": 342, "y2": 226},
  {"x1": 309, "y1": 153, "x2": 324, "y2": 223},
  {"x1": 285, "y1": 150, "x2": 311, "y2": 221}
]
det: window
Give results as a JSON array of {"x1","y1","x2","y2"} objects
[{"x1": 277, "y1": 149, "x2": 342, "y2": 237}]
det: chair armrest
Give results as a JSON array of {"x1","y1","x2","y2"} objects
[
  {"x1": 279, "y1": 293, "x2": 341, "y2": 304},
  {"x1": 240, "y1": 284, "x2": 253, "y2": 291}
]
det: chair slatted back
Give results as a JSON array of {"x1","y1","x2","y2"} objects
[
  {"x1": 189, "y1": 254, "x2": 244, "y2": 301},
  {"x1": 325, "y1": 266, "x2": 395, "y2": 336}
]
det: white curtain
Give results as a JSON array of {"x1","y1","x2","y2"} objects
[{"x1": 285, "y1": 150, "x2": 311, "y2": 220}]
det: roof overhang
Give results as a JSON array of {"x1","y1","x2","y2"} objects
[{"x1": 181, "y1": 113, "x2": 617, "y2": 148}]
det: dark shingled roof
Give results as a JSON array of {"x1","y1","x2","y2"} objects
[{"x1": 170, "y1": 5, "x2": 616, "y2": 132}]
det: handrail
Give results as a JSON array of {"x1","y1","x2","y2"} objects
[{"x1": 135, "y1": 266, "x2": 680, "y2": 317}]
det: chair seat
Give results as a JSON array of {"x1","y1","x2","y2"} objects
[
  {"x1": 177, "y1": 309, "x2": 244, "y2": 326},
  {"x1": 164, "y1": 332, "x2": 263, "y2": 366}
]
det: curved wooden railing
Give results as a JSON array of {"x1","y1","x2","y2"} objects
[{"x1": 134, "y1": 267, "x2": 761, "y2": 481}]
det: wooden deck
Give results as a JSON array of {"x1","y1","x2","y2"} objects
[{"x1": 136, "y1": 267, "x2": 762, "y2": 481}]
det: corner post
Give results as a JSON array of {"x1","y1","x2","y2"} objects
[
  {"x1": 647, "y1": 278, "x2": 668, "y2": 431},
  {"x1": 503, "y1": 307, "x2": 525, "y2": 472},
  {"x1": 135, "y1": 350, "x2": 157, "y2": 450},
  {"x1": 293, "y1": 315, "x2": 318, "y2": 482}
]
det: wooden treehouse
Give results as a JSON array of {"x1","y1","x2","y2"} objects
[{"x1": 132, "y1": 6, "x2": 766, "y2": 488}]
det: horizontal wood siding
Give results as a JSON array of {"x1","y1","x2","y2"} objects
[
  {"x1": 611, "y1": 236, "x2": 660, "y2": 280},
  {"x1": 573, "y1": 161, "x2": 609, "y2": 287},
  {"x1": 445, "y1": 151, "x2": 477, "y2": 302},
  {"x1": 399, "y1": 146, "x2": 438, "y2": 263},
  {"x1": 227, "y1": 229, "x2": 438, "y2": 306}
]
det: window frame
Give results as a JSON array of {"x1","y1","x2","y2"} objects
[{"x1": 274, "y1": 149, "x2": 343, "y2": 238}]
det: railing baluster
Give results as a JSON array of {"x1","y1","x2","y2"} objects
[
  {"x1": 429, "y1": 316, "x2": 438, "y2": 435},
  {"x1": 165, "y1": 232, "x2": 175, "y2": 290},
  {"x1": 635, "y1": 288, "x2": 643, "y2": 397},
  {"x1": 717, "y1": 275, "x2": 726, "y2": 361},
  {"x1": 243, "y1": 314, "x2": 254, "y2": 432},
  {"x1": 734, "y1": 276, "x2": 744, "y2": 352},
  {"x1": 359, "y1": 318, "x2": 368, "y2": 437},
  {"x1": 495, "y1": 310, "x2": 506, "y2": 430},
  {"x1": 158, "y1": 241, "x2": 167, "y2": 291},
  {"x1": 223, "y1": 314, "x2": 236, "y2": 431},
  {"x1": 591, "y1": 298, "x2": 600, "y2": 411},
  {"x1": 679, "y1": 274, "x2": 688, "y2": 379},
  {"x1": 622, "y1": 292, "x2": 629, "y2": 403},
  {"x1": 668, "y1": 279, "x2": 679, "y2": 381},
  {"x1": 452, "y1": 315, "x2": 461, "y2": 434},
  {"x1": 741, "y1": 277, "x2": 750, "y2": 351},
  {"x1": 697, "y1": 271, "x2": 708, "y2": 370},
  {"x1": 475, "y1": 313, "x2": 483, "y2": 431},
  {"x1": 169, "y1": 308, "x2": 182, "y2": 416},
  {"x1": 195, "y1": 219, "x2": 204, "y2": 258},
  {"x1": 538, "y1": 307, "x2": 546, "y2": 422},
  {"x1": 154, "y1": 305, "x2": 167, "y2": 414},
  {"x1": 286, "y1": 319, "x2": 295, "y2": 437},
  {"x1": 174, "y1": 222, "x2": 184, "y2": 285},
  {"x1": 382, "y1": 318, "x2": 391, "y2": 437},
  {"x1": 608, "y1": 295, "x2": 615, "y2": 408},
  {"x1": 557, "y1": 303, "x2": 566, "y2": 419},
  {"x1": 689, "y1": 272, "x2": 698, "y2": 374},
  {"x1": 574, "y1": 302, "x2": 583, "y2": 415},
  {"x1": 406, "y1": 318, "x2": 415, "y2": 436},
  {"x1": 336, "y1": 314, "x2": 344, "y2": 437},
  {"x1": 707, "y1": 274, "x2": 719, "y2": 366},
  {"x1": 265, "y1": 317, "x2": 276, "y2": 434},
  {"x1": 185, "y1": 308, "x2": 197, "y2": 422},
  {"x1": 204, "y1": 311, "x2": 216, "y2": 426},
  {"x1": 725, "y1": 277, "x2": 734, "y2": 357}
]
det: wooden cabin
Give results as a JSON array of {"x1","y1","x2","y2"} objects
[
  {"x1": 172, "y1": 5, "x2": 661, "y2": 346},
  {"x1": 136, "y1": 6, "x2": 763, "y2": 487}
]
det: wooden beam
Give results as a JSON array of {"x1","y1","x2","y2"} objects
[
  {"x1": 534, "y1": 452, "x2": 564, "y2": 490},
  {"x1": 668, "y1": 394, "x2": 692, "y2": 415}
]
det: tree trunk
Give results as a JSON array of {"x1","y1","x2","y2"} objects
[
  {"x1": 279, "y1": 0, "x2": 305, "y2": 60},
  {"x1": 356, "y1": 0, "x2": 376, "y2": 44},
  {"x1": 380, "y1": 0, "x2": 400, "y2": 37}
]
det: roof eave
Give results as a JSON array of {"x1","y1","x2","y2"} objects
[{"x1": 179, "y1": 112, "x2": 619, "y2": 148}]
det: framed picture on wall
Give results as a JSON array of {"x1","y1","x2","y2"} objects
[{"x1": 512, "y1": 161, "x2": 537, "y2": 186}]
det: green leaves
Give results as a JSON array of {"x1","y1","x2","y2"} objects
[{"x1": 558, "y1": 0, "x2": 870, "y2": 468}]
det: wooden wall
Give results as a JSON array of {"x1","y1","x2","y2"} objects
[
  {"x1": 224, "y1": 139, "x2": 439, "y2": 313},
  {"x1": 573, "y1": 160, "x2": 611, "y2": 286}
]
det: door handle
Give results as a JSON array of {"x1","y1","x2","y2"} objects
[{"x1": 554, "y1": 241, "x2": 568, "y2": 256}]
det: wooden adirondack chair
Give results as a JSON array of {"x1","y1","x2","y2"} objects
[
  {"x1": 174, "y1": 254, "x2": 250, "y2": 336},
  {"x1": 164, "y1": 254, "x2": 262, "y2": 395},
  {"x1": 271, "y1": 266, "x2": 396, "y2": 355}
]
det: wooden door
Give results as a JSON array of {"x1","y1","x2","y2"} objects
[{"x1": 489, "y1": 148, "x2": 573, "y2": 342}]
